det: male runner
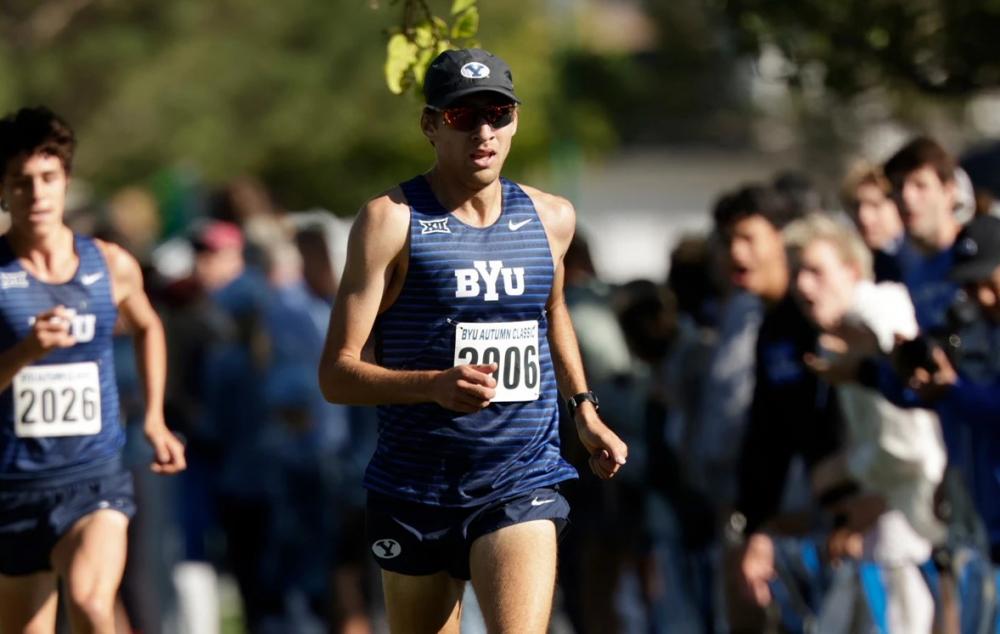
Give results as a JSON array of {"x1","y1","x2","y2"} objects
[
  {"x1": 0, "y1": 106, "x2": 186, "y2": 633},
  {"x1": 318, "y1": 48, "x2": 628, "y2": 633}
]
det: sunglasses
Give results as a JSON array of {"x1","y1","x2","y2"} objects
[{"x1": 428, "y1": 103, "x2": 517, "y2": 132}]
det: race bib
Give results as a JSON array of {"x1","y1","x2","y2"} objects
[
  {"x1": 454, "y1": 320, "x2": 540, "y2": 402},
  {"x1": 13, "y1": 362, "x2": 101, "y2": 437}
]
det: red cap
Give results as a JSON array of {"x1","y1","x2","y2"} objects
[{"x1": 192, "y1": 220, "x2": 243, "y2": 252}]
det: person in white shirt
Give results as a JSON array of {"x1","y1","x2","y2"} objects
[{"x1": 785, "y1": 213, "x2": 946, "y2": 633}]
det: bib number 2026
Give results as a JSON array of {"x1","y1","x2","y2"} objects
[
  {"x1": 13, "y1": 362, "x2": 102, "y2": 437},
  {"x1": 454, "y1": 321, "x2": 540, "y2": 402}
]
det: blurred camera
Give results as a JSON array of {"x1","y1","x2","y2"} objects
[
  {"x1": 895, "y1": 290, "x2": 980, "y2": 376},
  {"x1": 896, "y1": 335, "x2": 939, "y2": 374}
]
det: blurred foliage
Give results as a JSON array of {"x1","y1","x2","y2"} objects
[
  {"x1": 720, "y1": 0, "x2": 1000, "y2": 96},
  {"x1": 559, "y1": 0, "x2": 754, "y2": 147},
  {"x1": 382, "y1": 0, "x2": 479, "y2": 96},
  {"x1": 0, "y1": 0, "x2": 614, "y2": 219}
]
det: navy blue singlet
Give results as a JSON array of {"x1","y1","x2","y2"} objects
[
  {"x1": 0, "y1": 235, "x2": 123, "y2": 480},
  {"x1": 364, "y1": 176, "x2": 578, "y2": 506}
]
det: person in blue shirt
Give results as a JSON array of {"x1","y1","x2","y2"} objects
[
  {"x1": 884, "y1": 137, "x2": 964, "y2": 333},
  {"x1": 318, "y1": 49, "x2": 627, "y2": 633},
  {"x1": 907, "y1": 215, "x2": 1000, "y2": 562},
  {"x1": 0, "y1": 107, "x2": 186, "y2": 633}
]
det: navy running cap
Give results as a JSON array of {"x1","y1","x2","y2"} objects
[
  {"x1": 951, "y1": 215, "x2": 1000, "y2": 283},
  {"x1": 423, "y1": 48, "x2": 520, "y2": 108}
]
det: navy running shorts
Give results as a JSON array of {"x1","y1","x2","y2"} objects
[
  {"x1": 0, "y1": 461, "x2": 136, "y2": 576},
  {"x1": 366, "y1": 486, "x2": 570, "y2": 580}
]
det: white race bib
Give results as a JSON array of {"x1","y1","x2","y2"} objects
[
  {"x1": 454, "y1": 320, "x2": 540, "y2": 402},
  {"x1": 13, "y1": 362, "x2": 102, "y2": 437}
]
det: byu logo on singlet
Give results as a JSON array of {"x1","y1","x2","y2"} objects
[
  {"x1": 454, "y1": 260, "x2": 525, "y2": 301},
  {"x1": 419, "y1": 218, "x2": 451, "y2": 235},
  {"x1": 28, "y1": 312, "x2": 97, "y2": 343}
]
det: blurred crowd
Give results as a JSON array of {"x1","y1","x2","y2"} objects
[{"x1": 43, "y1": 134, "x2": 1000, "y2": 633}]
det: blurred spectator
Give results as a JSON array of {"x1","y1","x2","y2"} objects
[
  {"x1": 840, "y1": 162, "x2": 905, "y2": 282},
  {"x1": 785, "y1": 214, "x2": 945, "y2": 632},
  {"x1": 106, "y1": 186, "x2": 162, "y2": 262},
  {"x1": 558, "y1": 233, "x2": 651, "y2": 634},
  {"x1": 713, "y1": 184, "x2": 844, "y2": 630},
  {"x1": 905, "y1": 215, "x2": 1000, "y2": 565},
  {"x1": 884, "y1": 136, "x2": 963, "y2": 333},
  {"x1": 773, "y1": 170, "x2": 825, "y2": 217}
]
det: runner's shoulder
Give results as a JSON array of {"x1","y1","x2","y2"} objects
[
  {"x1": 352, "y1": 186, "x2": 411, "y2": 256},
  {"x1": 517, "y1": 183, "x2": 575, "y2": 241},
  {"x1": 93, "y1": 238, "x2": 140, "y2": 278},
  {"x1": 358, "y1": 186, "x2": 410, "y2": 230}
]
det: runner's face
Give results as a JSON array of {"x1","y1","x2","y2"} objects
[
  {"x1": 424, "y1": 94, "x2": 518, "y2": 186},
  {"x1": 794, "y1": 239, "x2": 859, "y2": 330},
  {"x1": 1, "y1": 152, "x2": 68, "y2": 232}
]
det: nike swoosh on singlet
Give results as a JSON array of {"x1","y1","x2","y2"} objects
[
  {"x1": 80, "y1": 272, "x2": 104, "y2": 286},
  {"x1": 508, "y1": 218, "x2": 532, "y2": 231}
]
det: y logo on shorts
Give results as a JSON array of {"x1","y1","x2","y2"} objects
[
  {"x1": 372, "y1": 538, "x2": 402, "y2": 559},
  {"x1": 454, "y1": 260, "x2": 525, "y2": 301}
]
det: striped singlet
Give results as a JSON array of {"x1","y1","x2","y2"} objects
[
  {"x1": 0, "y1": 235, "x2": 123, "y2": 481},
  {"x1": 364, "y1": 175, "x2": 578, "y2": 506}
]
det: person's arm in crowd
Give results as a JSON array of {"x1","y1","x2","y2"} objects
[
  {"x1": 857, "y1": 356, "x2": 927, "y2": 408},
  {"x1": 318, "y1": 191, "x2": 499, "y2": 411},
  {"x1": 732, "y1": 369, "x2": 793, "y2": 608},
  {"x1": 913, "y1": 346, "x2": 1000, "y2": 426},
  {"x1": 733, "y1": 376, "x2": 797, "y2": 536},
  {"x1": 526, "y1": 185, "x2": 627, "y2": 480}
]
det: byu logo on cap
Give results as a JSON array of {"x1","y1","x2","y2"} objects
[{"x1": 460, "y1": 62, "x2": 490, "y2": 79}]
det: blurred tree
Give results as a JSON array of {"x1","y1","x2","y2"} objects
[
  {"x1": 720, "y1": 0, "x2": 1000, "y2": 96},
  {"x1": 379, "y1": 0, "x2": 479, "y2": 97},
  {"x1": 0, "y1": 1, "x2": 612, "y2": 219}
]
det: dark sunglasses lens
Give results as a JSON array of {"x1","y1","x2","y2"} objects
[
  {"x1": 484, "y1": 105, "x2": 515, "y2": 128},
  {"x1": 443, "y1": 108, "x2": 474, "y2": 131},
  {"x1": 443, "y1": 105, "x2": 515, "y2": 131}
]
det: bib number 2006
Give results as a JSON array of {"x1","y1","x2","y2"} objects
[
  {"x1": 454, "y1": 321, "x2": 540, "y2": 402},
  {"x1": 13, "y1": 362, "x2": 102, "y2": 437}
]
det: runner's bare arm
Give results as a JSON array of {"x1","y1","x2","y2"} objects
[
  {"x1": 99, "y1": 240, "x2": 186, "y2": 474},
  {"x1": 526, "y1": 186, "x2": 628, "y2": 478},
  {"x1": 319, "y1": 191, "x2": 497, "y2": 412}
]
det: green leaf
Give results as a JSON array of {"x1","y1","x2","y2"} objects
[
  {"x1": 413, "y1": 21, "x2": 434, "y2": 48},
  {"x1": 451, "y1": 7, "x2": 479, "y2": 39},
  {"x1": 385, "y1": 33, "x2": 418, "y2": 94},
  {"x1": 432, "y1": 16, "x2": 449, "y2": 37},
  {"x1": 413, "y1": 46, "x2": 436, "y2": 86},
  {"x1": 451, "y1": 0, "x2": 476, "y2": 16}
]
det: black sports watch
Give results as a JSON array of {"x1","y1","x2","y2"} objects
[{"x1": 565, "y1": 391, "x2": 599, "y2": 419}]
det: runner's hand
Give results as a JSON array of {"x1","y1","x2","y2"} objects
[
  {"x1": 24, "y1": 306, "x2": 76, "y2": 356},
  {"x1": 574, "y1": 410, "x2": 627, "y2": 479},
  {"x1": 433, "y1": 364, "x2": 497, "y2": 412},
  {"x1": 145, "y1": 416, "x2": 187, "y2": 474}
]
